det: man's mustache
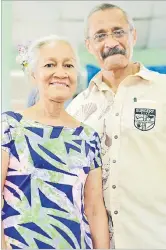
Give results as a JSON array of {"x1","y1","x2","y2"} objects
[{"x1": 101, "y1": 47, "x2": 126, "y2": 60}]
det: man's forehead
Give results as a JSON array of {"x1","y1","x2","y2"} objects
[{"x1": 88, "y1": 8, "x2": 128, "y2": 33}]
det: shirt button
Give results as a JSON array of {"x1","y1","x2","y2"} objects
[
  {"x1": 114, "y1": 210, "x2": 118, "y2": 215},
  {"x1": 112, "y1": 185, "x2": 116, "y2": 189},
  {"x1": 115, "y1": 113, "x2": 119, "y2": 116},
  {"x1": 113, "y1": 159, "x2": 116, "y2": 163},
  {"x1": 114, "y1": 135, "x2": 118, "y2": 139}
]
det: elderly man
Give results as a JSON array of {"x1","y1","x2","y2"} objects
[{"x1": 67, "y1": 3, "x2": 166, "y2": 249}]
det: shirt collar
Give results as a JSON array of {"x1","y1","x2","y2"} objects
[
  {"x1": 89, "y1": 63, "x2": 153, "y2": 92},
  {"x1": 134, "y1": 63, "x2": 154, "y2": 81}
]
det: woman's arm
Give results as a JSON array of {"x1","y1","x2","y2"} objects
[
  {"x1": 1, "y1": 150, "x2": 10, "y2": 249},
  {"x1": 84, "y1": 167, "x2": 110, "y2": 249}
]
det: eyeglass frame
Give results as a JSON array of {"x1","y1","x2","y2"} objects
[{"x1": 87, "y1": 28, "x2": 133, "y2": 43}]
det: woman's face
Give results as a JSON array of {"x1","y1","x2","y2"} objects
[{"x1": 32, "y1": 41, "x2": 78, "y2": 103}]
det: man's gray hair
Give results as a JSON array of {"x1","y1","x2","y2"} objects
[
  {"x1": 84, "y1": 3, "x2": 135, "y2": 38},
  {"x1": 27, "y1": 34, "x2": 80, "y2": 73}
]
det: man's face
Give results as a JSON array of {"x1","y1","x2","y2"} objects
[{"x1": 86, "y1": 8, "x2": 137, "y2": 71}]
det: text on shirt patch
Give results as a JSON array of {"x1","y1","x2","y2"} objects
[{"x1": 134, "y1": 108, "x2": 156, "y2": 131}]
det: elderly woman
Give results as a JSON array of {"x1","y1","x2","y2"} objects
[{"x1": 1, "y1": 35, "x2": 110, "y2": 249}]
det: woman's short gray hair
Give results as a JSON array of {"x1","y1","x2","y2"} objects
[{"x1": 17, "y1": 34, "x2": 81, "y2": 73}]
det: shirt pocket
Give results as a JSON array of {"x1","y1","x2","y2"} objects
[{"x1": 121, "y1": 100, "x2": 164, "y2": 133}]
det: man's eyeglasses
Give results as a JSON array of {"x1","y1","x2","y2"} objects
[{"x1": 91, "y1": 29, "x2": 131, "y2": 43}]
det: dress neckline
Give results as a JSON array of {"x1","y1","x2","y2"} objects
[{"x1": 13, "y1": 111, "x2": 84, "y2": 131}]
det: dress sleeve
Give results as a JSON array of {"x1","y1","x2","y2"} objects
[
  {"x1": 89, "y1": 131, "x2": 102, "y2": 170},
  {"x1": 1, "y1": 113, "x2": 12, "y2": 154}
]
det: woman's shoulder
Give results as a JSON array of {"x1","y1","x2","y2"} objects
[
  {"x1": 81, "y1": 122, "x2": 100, "y2": 140},
  {"x1": 2, "y1": 110, "x2": 23, "y2": 124},
  {"x1": 1, "y1": 111, "x2": 23, "y2": 143}
]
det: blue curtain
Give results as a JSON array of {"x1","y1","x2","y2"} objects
[{"x1": 147, "y1": 66, "x2": 166, "y2": 74}]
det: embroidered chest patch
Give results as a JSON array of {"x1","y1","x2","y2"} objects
[{"x1": 134, "y1": 108, "x2": 156, "y2": 131}]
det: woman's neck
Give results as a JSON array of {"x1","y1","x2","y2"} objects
[
  {"x1": 35, "y1": 99, "x2": 65, "y2": 120},
  {"x1": 22, "y1": 98, "x2": 80, "y2": 128}
]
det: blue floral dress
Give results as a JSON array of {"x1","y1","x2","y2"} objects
[{"x1": 2, "y1": 111, "x2": 102, "y2": 249}]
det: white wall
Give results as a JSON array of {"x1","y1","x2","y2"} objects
[{"x1": 12, "y1": 1, "x2": 166, "y2": 48}]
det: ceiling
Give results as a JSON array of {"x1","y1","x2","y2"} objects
[{"x1": 12, "y1": 0, "x2": 166, "y2": 49}]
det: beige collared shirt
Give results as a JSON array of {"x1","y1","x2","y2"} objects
[{"x1": 67, "y1": 64, "x2": 166, "y2": 249}]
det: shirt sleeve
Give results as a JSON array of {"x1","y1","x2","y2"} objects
[
  {"x1": 1, "y1": 113, "x2": 12, "y2": 154},
  {"x1": 66, "y1": 89, "x2": 88, "y2": 117},
  {"x1": 89, "y1": 131, "x2": 102, "y2": 170}
]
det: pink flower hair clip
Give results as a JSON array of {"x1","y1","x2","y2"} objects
[{"x1": 16, "y1": 41, "x2": 31, "y2": 72}]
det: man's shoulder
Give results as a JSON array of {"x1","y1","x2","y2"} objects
[
  {"x1": 66, "y1": 86, "x2": 93, "y2": 114},
  {"x1": 73, "y1": 88, "x2": 89, "y2": 102},
  {"x1": 146, "y1": 68, "x2": 166, "y2": 83},
  {"x1": 139, "y1": 66, "x2": 166, "y2": 91},
  {"x1": 150, "y1": 71, "x2": 166, "y2": 92},
  {"x1": 145, "y1": 70, "x2": 166, "y2": 101},
  {"x1": 155, "y1": 72, "x2": 166, "y2": 82}
]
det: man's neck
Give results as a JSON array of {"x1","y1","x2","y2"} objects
[{"x1": 102, "y1": 62, "x2": 140, "y2": 93}]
